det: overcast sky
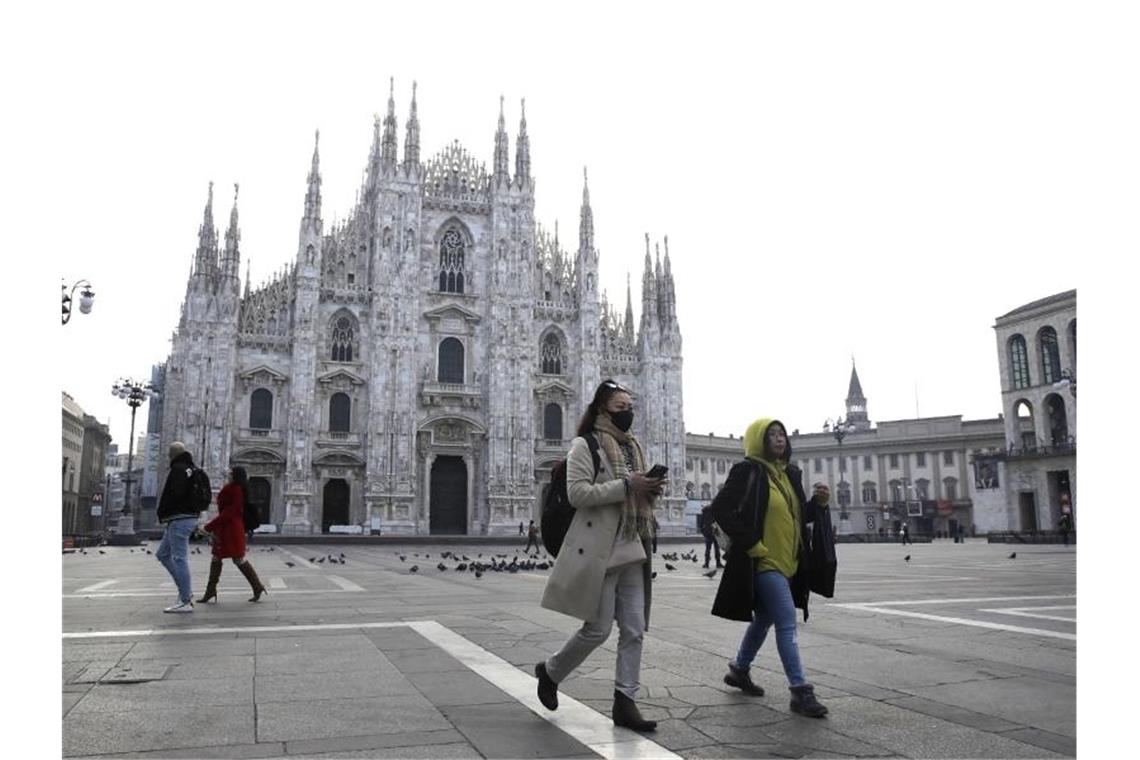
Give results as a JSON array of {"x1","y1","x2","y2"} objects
[{"x1": 33, "y1": 1, "x2": 1130, "y2": 450}]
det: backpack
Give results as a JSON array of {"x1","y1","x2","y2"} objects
[
  {"x1": 541, "y1": 434, "x2": 601, "y2": 557},
  {"x1": 187, "y1": 467, "x2": 212, "y2": 513},
  {"x1": 242, "y1": 495, "x2": 262, "y2": 532}
]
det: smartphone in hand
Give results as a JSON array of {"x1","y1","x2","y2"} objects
[{"x1": 646, "y1": 464, "x2": 669, "y2": 479}]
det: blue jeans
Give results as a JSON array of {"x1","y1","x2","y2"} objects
[
  {"x1": 733, "y1": 569, "x2": 806, "y2": 686},
  {"x1": 156, "y1": 517, "x2": 197, "y2": 602}
]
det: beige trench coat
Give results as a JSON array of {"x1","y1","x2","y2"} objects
[{"x1": 540, "y1": 434, "x2": 654, "y2": 627}]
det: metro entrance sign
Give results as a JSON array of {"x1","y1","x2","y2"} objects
[{"x1": 90, "y1": 491, "x2": 103, "y2": 517}]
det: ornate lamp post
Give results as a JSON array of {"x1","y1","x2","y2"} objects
[
  {"x1": 824, "y1": 416, "x2": 856, "y2": 533},
  {"x1": 62, "y1": 279, "x2": 96, "y2": 325},
  {"x1": 109, "y1": 378, "x2": 161, "y2": 544}
]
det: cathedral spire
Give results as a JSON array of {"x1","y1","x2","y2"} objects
[
  {"x1": 222, "y1": 182, "x2": 241, "y2": 279},
  {"x1": 579, "y1": 166, "x2": 594, "y2": 252},
  {"x1": 514, "y1": 97, "x2": 531, "y2": 189},
  {"x1": 640, "y1": 233, "x2": 657, "y2": 328},
  {"x1": 244, "y1": 260, "x2": 251, "y2": 297},
  {"x1": 194, "y1": 181, "x2": 218, "y2": 276},
  {"x1": 303, "y1": 129, "x2": 322, "y2": 228},
  {"x1": 624, "y1": 272, "x2": 635, "y2": 341},
  {"x1": 381, "y1": 77, "x2": 398, "y2": 170},
  {"x1": 493, "y1": 95, "x2": 510, "y2": 184},
  {"x1": 366, "y1": 112, "x2": 382, "y2": 195},
  {"x1": 403, "y1": 81, "x2": 420, "y2": 174}
]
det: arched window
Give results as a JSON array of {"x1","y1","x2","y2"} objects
[
  {"x1": 837, "y1": 481, "x2": 852, "y2": 508},
  {"x1": 331, "y1": 315, "x2": 355, "y2": 362},
  {"x1": 543, "y1": 403, "x2": 562, "y2": 441},
  {"x1": 862, "y1": 481, "x2": 878, "y2": 504},
  {"x1": 889, "y1": 479, "x2": 903, "y2": 502},
  {"x1": 438, "y1": 338, "x2": 464, "y2": 384},
  {"x1": 1068, "y1": 319, "x2": 1076, "y2": 365},
  {"x1": 685, "y1": 482, "x2": 695, "y2": 499},
  {"x1": 1009, "y1": 335, "x2": 1030, "y2": 389},
  {"x1": 915, "y1": 478, "x2": 930, "y2": 500},
  {"x1": 329, "y1": 393, "x2": 351, "y2": 433},
  {"x1": 700, "y1": 458, "x2": 708, "y2": 473},
  {"x1": 438, "y1": 228, "x2": 465, "y2": 294},
  {"x1": 540, "y1": 333, "x2": 563, "y2": 375},
  {"x1": 1044, "y1": 393, "x2": 1069, "y2": 444},
  {"x1": 249, "y1": 388, "x2": 273, "y2": 430},
  {"x1": 716, "y1": 459, "x2": 726, "y2": 474},
  {"x1": 1039, "y1": 326, "x2": 1061, "y2": 384},
  {"x1": 701, "y1": 483, "x2": 712, "y2": 500},
  {"x1": 942, "y1": 477, "x2": 958, "y2": 501}
]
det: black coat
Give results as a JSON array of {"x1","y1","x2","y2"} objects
[
  {"x1": 708, "y1": 459, "x2": 836, "y2": 622},
  {"x1": 157, "y1": 452, "x2": 198, "y2": 523}
]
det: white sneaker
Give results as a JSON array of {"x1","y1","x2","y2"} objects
[{"x1": 163, "y1": 599, "x2": 194, "y2": 614}]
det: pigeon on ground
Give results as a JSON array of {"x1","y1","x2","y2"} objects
[
  {"x1": 145, "y1": 549, "x2": 152, "y2": 555},
  {"x1": 462, "y1": 555, "x2": 470, "y2": 561},
  {"x1": 474, "y1": 570, "x2": 483, "y2": 579},
  {"x1": 399, "y1": 555, "x2": 406, "y2": 562},
  {"x1": 409, "y1": 565, "x2": 419, "y2": 573},
  {"x1": 456, "y1": 563, "x2": 468, "y2": 572},
  {"x1": 651, "y1": 571, "x2": 658, "y2": 579},
  {"x1": 437, "y1": 562, "x2": 447, "y2": 571},
  {"x1": 1008, "y1": 552, "x2": 1017, "y2": 559},
  {"x1": 703, "y1": 568, "x2": 718, "y2": 578},
  {"x1": 309, "y1": 557, "x2": 316, "y2": 563},
  {"x1": 285, "y1": 561, "x2": 295, "y2": 567},
  {"x1": 99, "y1": 550, "x2": 106, "y2": 554},
  {"x1": 904, "y1": 555, "x2": 911, "y2": 562},
  {"x1": 665, "y1": 563, "x2": 677, "y2": 571},
  {"x1": 317, "y1": 557, "x2": 326, "y2": 563}
]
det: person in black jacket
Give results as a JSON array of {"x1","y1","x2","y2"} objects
[
  {"x1": 155, "y1": 442, "x2": 205, "y2": 613},
  {"x1": 707, "y1": 418, "x2": 833, "y2": 718}
]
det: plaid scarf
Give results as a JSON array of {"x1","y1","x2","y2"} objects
[{"x1": 593, "y1": 415, "x2": 656, "y2": 543}]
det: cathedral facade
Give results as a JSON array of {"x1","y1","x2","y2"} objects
[{"x1": 157, "y1": 84, "x2": 686, "y2": 535}]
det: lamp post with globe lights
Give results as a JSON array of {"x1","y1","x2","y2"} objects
[
  {"x1": 824, "y1": 416, "x2": 856, "y2": 534},
  {"x1": 109, "y1": 379, "x2": 161, "y2": 544},
  {"x1": 62, "y1": 279, "x2": 95, "y2": 325}
]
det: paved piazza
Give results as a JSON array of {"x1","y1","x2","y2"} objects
[{"x1": 62, "y1": 540, "x2": 1076, "y2": 759}]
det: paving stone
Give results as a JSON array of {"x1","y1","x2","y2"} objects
[
  {"x1": 290, "y1": 742, "x2": 482, "y2": 759},
  {"x1": 757, "y1": 716, "x2": 892, "y2": 757},
  {"x1": 678, "y1": 742, "x2": 783, "y2": 758},
  {"x1": 884, "y1": 695, "x2": 1022, "y2": 733},
  {"x1": 687, "y1": 703, "x2": 802, "y2": 727},
  {"x1": 910, "y1": 676, "x2": 1076, "y2": 736},
  {"x1": 89, "y1": 742, "x2": 286, "y2": 759},
  {"x1": 402, "y1": 670, "x2": 514, "y2": 706},
  {"x1": 63, "y1": 692, "x2": 84, "y2": 717},
  {"x1": 123, "y1": 638, "x2": 255, "y2": 659},
  {"x1": 362, "y1": 628, "x2": 438, "y2": 651},
  {"x1": 283, "y1": 728, "x2": 468, "y2": 756},
  {"x1": 384, "y1": 648, "x2": 467, "y2": 674},
  {"x1": 256, "y1": 670, "x2": 419, "y2": 702},
  {"x1": 62, "y1": 704, "x2": 255, "y2": 756},
  {"x1": 996, "y1": 727, "x2": 1077, "y2": 757},
  {"x1": 808, "y1": 672, "x2": 910, "y2": 701},
  {"x1": 254, "y1": 650, "x2": 391, "y2": 676},
  {"x1": 646, "y1": 718, "x2": 722, "y2": 751},
  {"x1": 438, "y1": 703, "x2": 597, "y2": 758},
  {"x1": 62, "y1": 643, "x2": 134, "y2": 663},
  {"x1": 669, "y1": 685, "x2": 758, "y2": 706},
  {"x1": 255, "y1": 632, "x2": 377, "y2": 655},
  {"x1": 256, "y1": 695, "x2": 450, "y2": 742},
  {"x1": 71, "y1": 676, "x2": 252, "y2": 713}
]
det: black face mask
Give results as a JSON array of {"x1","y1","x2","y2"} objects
[{"x1": 610, "y1": 409, "x2": 634, "y2": 432}]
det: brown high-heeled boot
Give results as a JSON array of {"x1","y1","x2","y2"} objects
[
  {"x1": 196, "y1": 558, "x2": 223, "y2": 603},
  {"x1": 236, "y1": 559, "x2": 267, "y2": 602}
]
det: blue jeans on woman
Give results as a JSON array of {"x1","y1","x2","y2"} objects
[
  {"x1": 156, "y1": 517, "x2": 197, "y2": 603},
  {"x1": 732, "y1": 569, "x2": 806, "y2": 686}
]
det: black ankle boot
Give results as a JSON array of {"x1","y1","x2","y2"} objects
[
  {"x1": 789, "y1": 684, "x2": 828, "y2": 717},
  {"x1": 535, "y1": 662, "x2": 558, "y2": 710},
  {"x1": 612, "y1": 690, "x2": 657, "y2": 731},
  {"x1": 724, "y1": 662, "x2": 764, "y2": 696}
]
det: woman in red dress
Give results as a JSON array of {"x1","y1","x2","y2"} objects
[{"x1": 197, "y1": 466, "x2": 267, "y2": 603}]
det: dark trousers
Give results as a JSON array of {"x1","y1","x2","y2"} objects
[
  {"x1": 704, "y1": 535, "x2": 721, "y2": 567},
  {"x1": 525, "y1": 535, "x2": 539, "y2": 553}
]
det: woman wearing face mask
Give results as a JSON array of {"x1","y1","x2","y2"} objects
[
  {"x1": 536, "y1": 379, "x2": 666, "y2": 732},
  {"x1": 708, "y1": 418, "x2": 832, "y2": 718}
]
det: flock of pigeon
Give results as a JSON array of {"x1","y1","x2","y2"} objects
[{"x1": 397, "y1": 549, "x2": 553, "y2": 579}]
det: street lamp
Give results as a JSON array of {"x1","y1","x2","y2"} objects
[
  {"x1": 109, "y1": 378, "x2": 161, "y2": 544},
  {"x1": 62, "y1": 279, "x2": 95, "y2": 325},
  {"x1": 825, "y1": 416, "x2": 856, "y2": 524}
]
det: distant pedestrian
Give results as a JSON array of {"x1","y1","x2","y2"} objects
[
  {"x1": 155, "y1": 442, "x2": 207, "y2": 613},
  {"x1": 519, "y1": 521, "x2": 525, "y2": 536},
  {"x1": 899, "y1": 522, "x2": 910, "y2": 545},
  {"x1": 536, "y1": 379, "x2": 665, "y2": 732},
  {"x1": 198, "y1": 466, "x2": 267, "y2": 603},
  {"x1": 697, "y1": 509, "x2": 722, "y2": 569},
  {"x1": 1058, "y1": 512, "x2": 1073, "y2": 546},
  {"x1": 525, "y1": 520, "x2": 540, "y2": 554},
  {"x1": 708, "y1": 418, "x2": 832, "y2": 718}
]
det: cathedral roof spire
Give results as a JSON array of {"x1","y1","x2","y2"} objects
[
  {"x1": 493, "y1": 94, "x2": 510, "y2": 184},
  {"x1": 381, "y1": 76, "x2": 398, "y2": 170},
  {"x1": 244, "y1": 260, "x2": 251, "y2": 296},
  {"x1": 194, "y1": 181, "x2": 218, "y2": 276},
  {"x1": 403, "y1": 81, "x2": 420, "y2": 174},
  {"x1": 514, "y1": 97, "x2": 531, "y2": 189},
  {"x1": 624, "y1": 272, "x2": 635, "y2": 341},
  {"x1": 222, "y1": 182, "x2": 241, "y2": 279},
  {"x1": 579, "y1": 166, "x2": 594, "y2": 252},
  {"x1": 303, "y1": 129, "x2": 322, "y2": 228}
]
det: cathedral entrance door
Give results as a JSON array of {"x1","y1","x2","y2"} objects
[
  {"x1": 430, "y1": 456, "x2": 467, "y2": 535},
  {"x1": 249, "y1": 477, "x2": 272, "y2": 527},
  {"x1": 322, "y1": 479, "x2": 350, "y2": 533}
]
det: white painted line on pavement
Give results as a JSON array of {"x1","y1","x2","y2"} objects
[
  {"x1": 62, "y1": 617, "x2": 681, "y2": 759},
  {"x1": 328, "y1": 575, "x2": 365, "y2": 591},
  {"x1": 978, "y1": 605, "x2": 1077, "y2": 623},
  {"x1": 75, "y1": 580, "x2": 118, "y2": 593},
  {"x1": 64, "y1": 588, "x2": 360, "y2": 599},
  {"x1": 835, "y1": 594, "x2": 1075, "y2": 607},
  {"x1": 408, "y1": 620, "x2": 681, "y2": 760},
  {"x1": 269, "y1": 577, "x2": 286, "y2": 589},
  {"x1": 843, "y1": 605, "x2": 1076, "y2": 640}
]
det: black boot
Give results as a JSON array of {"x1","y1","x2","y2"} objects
[
  {"x1": 535, "y1": 662, "x2": 558, "y2": 710},
  {"x1": 196, "y1": 559, "x2": 222, "y2": 603},
  {"x1": 723, "y1": 662, "x2": 764, "y2": 696},
  {"x1": 612, "y1": 690, "x2": 656, "y2": 732},
  {"x1": 789, "y1": 684, "x2": 828, "y2": 717}
]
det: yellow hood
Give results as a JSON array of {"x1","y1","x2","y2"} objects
[{"x1": 742, "y1": 417, "x2": 791, "y2": 463}]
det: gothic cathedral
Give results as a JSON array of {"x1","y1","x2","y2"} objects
[{"x1": 157, "y1": 82, "x2": 685, "y2": 535}]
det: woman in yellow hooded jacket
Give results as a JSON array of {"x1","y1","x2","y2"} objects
[{"x1": 707, "y1": 418, "x2": 832, "y2": 718}]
